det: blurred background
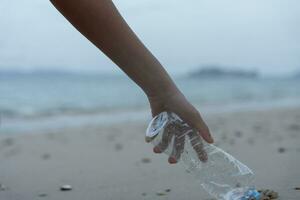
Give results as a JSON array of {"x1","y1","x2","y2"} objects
[{"x1": 0, "y1": 0, "x2": 299, "y2": 134}]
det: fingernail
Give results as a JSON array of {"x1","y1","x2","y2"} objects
[
  {"x1": 168, "y1": 157, "x2": 177, "y2": 164},
  {"x1": 208, "y1": 135, "x2": 214, "y2": 143},
  {"x1": 153, "y1": 147, "x2": 162, "y2": 153}
]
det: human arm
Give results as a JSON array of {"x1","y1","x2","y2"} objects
[{"x1": 50, "y1": 0, "x2": 213, "y2": 162}]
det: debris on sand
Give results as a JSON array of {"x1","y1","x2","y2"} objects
[
  {"x1": 253, "y1": 125, "x2": 262, "y2": 131},
  {"x1": 156, "y1": 192, "x2": 166, "y2": 196},
  {"x1": 277, "y1": 147, "x2": 286, "y2": 153},
  {"x1": 234, "y1": 131, "x2": 243, "y2": 138},
  {"x1": 141, "y1": 192, "x2": 147, "y2": 196},
  {"x1": 114, "y1": 143, "x2": 123, "y2": 151},
  {"x1": 258, "y1": 189, "x2": 279, "y2": 199},
  {"x1": 2, "y1": 138, "x2": 14, "y2": 147},
  {"x1": 38, "y1": 193, "x2": 48, "y2": 197},
  {"x1": 141, "y1": 158, "x2": 151, "y2": 163},
  {"x1": 0, "y1": 184, "x2": 7, "y2": 191},
  {"x1": 294, "y1": 187, "x2": 300, "y2": 190},
  {"x1": 165, "y1": 188, "x2": 171, "y2": 192},
  {"x1": 41, "y1": 153, "x2": 51, "y2": 160},
  {"x1": 60, "y1": 185, "x2": 72, "y2": 191},
  {"x1": 288, "y1": 124, "x2": 300, "y2": 131}
]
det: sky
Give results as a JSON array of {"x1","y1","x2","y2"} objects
[{"x1": 0, "y1": 0, "x2": 299, "y2": 76}]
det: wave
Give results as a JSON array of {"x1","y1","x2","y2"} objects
[{"x1": 0, "y1": 105, "x2": 146, "y2": 120}]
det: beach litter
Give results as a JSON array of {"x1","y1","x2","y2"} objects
[{"x1": 60, "y1": 184, "x2": 72, "y2": 191}]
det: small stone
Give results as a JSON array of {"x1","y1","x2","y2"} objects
[
  {"x1": 60, "y1": 185, "x2": 72, "y2": 191},
  {"x1": 235, "y1": 183, "x2": 241, "y2": 188},
  {"x1": 156, "y1": 192, "x2": 166, "y2": 196},
  {"x1": 2, "y1": 138, "x2": 14, "y2": 146},
  {"x1": 235, "y1": 131, "x2": 243, "y2": 138},
  {"x1": 288, "y1": 124, "x2": 300, "y2": 130},
  {"x1": 38, "y1": 193, "x2": 48, "y2": 197},
  {"x1": 41, "y1": 153, "x2": 51, "y2": 160},
  {"x1": 141, "y1": 158, "x2": 151, "y2": 163},
  {"x1": 165, "y1": 188, "x2": 171, "y2": 192},
  {"x1": 294, "y1": 187, "x2": 300, "y2": 190},
  {"x1": 0, "y1": 184, "x2": 7, "y2": 191},
  {"x1": 114, "y1": 143, "x2": 123, "y2": 151},
  {"x1": 253, "y1": 125, "x2": 262, "y2": 131},
  {"x1": 278, "y1": 147, "x2": 286, "y2": 153},
  {"x1": 141, "y1": 192, "x2": 147, "y2": 196}
]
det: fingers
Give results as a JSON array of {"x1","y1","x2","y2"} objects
[
  {"x1": 168, "y1": 130, "x2": 185, "y2": 164},
  {"x1": 181, "y1": 110, "x2": 214, "y2": 144},
  {"x1": 153, "y1": 124, "x2": 173, "y2": 153},
  {"x1": 187, "y1": 130, "x2": 208, "y2": 162}
]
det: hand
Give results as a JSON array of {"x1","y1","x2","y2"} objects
[{"x1": 147, "y1": 89, "x2": 214, "y2": 164}]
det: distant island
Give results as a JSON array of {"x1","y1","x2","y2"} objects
[{"x1": 189, "y1": 66, "x2": 259, "y2": 79}]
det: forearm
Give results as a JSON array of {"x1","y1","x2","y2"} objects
[{"x1": 50, "y1": 0, "x2": 179, "y2": 97}]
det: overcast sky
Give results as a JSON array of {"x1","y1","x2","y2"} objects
[{"x1": 0, "y1": 0, "x2": 299, "y2": 75}]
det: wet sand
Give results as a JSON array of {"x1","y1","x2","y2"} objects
[{"x1": 0, "y1": 107, "x2": 300, "y2": 200}]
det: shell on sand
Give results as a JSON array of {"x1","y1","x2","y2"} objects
[{"x1": 60, "y1": 185, "x2": 72, "y2": 191}]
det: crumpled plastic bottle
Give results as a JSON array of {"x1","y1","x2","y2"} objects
[{"x1": 146, "y1": 112, "x2": 261, "y2": 200}]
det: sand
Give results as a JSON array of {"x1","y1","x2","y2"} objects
[{"x1": 0, "y1": 106, "x2": 300, "y2": 200}]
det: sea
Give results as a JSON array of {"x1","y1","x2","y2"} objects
[{"x1": 1, "y1": 72, "x2": 300, "y2": 134}]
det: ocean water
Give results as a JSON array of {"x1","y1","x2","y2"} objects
[{"x1": 1, "y1": 73, "x2": 300, "y2": 134}]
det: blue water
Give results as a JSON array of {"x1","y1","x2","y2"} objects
[{"x1": 1, "y1": 73, "x2": 300, "y2": 134}]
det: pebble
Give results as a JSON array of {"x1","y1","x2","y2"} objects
[
  {"x1": 0, "y1": 184, "x2": 7, "y2": 191},
  {"x1": 294, "y1": 187, "x2": 300, "y2": 190},
  {"x1": 41, "y1": 153, "x2": 51, "y2": 160},
  {"x1": 234, "y1": 131, "x2": 243, "y2": 138},
  {"x1": 114, "y1": 143, "x2": 123, "y2": 151},
  {"x1": 259, "y1": 189, "x2": 279, "y2": 199},
  {"x1": 156, "y1": 192, "x2": 166, "y2": 196},
  {"x1": 277, "y1": 147, "x2": 286, "y2": 153},
  {"x1": 2, "y1": 138, "x2": 14, "y2": 147},
  {"x1": 141, "y1": 158, "x2": 151, "y2": 163},
  {"x1": 38, "y1": 193, "x2": 48, "y2": 197},
  {"x1": 60, "y1": 185, "x2": 72, "y2": 191},
  {"x1": 288, "y1": 124, "x2": 300, "y2": 130}
]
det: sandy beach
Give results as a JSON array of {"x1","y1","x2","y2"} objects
[{"x1": 0, "y1": 106, "x2": 300, "y2": 200}]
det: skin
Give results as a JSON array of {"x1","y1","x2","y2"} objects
[
  {"x1": 50, "y1": 0, "x2": 214, "y2": 164},
  {"x1": 152, "y1": 120, "x2": 208, "y2": 164}
]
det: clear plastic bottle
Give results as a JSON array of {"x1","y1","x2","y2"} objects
[{"x1": 146, "y1": 112, "x2": 261, "y2": 200}]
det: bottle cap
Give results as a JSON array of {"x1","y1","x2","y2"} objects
[
  {"x1": 241, "y1": 189, "x2": 261, "y2": 200},
  {"x1": 145, "y1": 112, "x2": 168, "y2": 142}
]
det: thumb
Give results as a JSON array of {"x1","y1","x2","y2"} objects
[
  {"x1": 183, "y1": 111, "x2": 214, "y2": 144},
  {"x1": 196, "y1": 122, "x2": 214, "y2": 144}
]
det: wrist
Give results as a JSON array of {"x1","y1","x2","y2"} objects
[{"x1": 145, "y1": 81, "x2": 180, "y2": 102}]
